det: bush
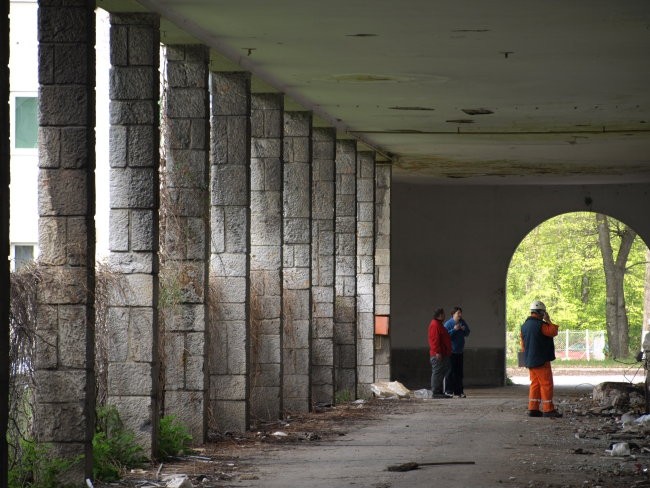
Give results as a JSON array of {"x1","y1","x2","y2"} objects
[
  {"x1": 8, "y1": 439, "x2": 81, "y2": 488},
  {"x1": 93, "y1": 405, "x2": 146, "y2": 481},
  {"x1": 334, "y1": 389, "x2": 353, "y2": 405},
  {"x1": 158, "y1": 415, "x2": 193, "y2": 459}
]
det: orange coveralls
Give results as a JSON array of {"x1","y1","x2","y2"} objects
[{"x1": 520, "y1": 317, "x2": 559, "y2": 413}]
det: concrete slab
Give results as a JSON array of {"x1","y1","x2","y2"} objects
[{"x1": 227, "y1": 385, "x2": 640, "y2": 487}]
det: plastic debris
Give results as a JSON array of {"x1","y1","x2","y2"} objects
[
  {"x1": 370, "y1": 381, "x2": 411, "y2": 398},
  {"x1": 413, "y1": 389, "x2": 432, "y2": 399},
  {"x1": 635, "y1": 414, "x2": 650, "y2": 425},
  {"x1": 164, "y1": 475, "x2": 193, "y2": 488},
  {"x1": 605, "y1": 442, "x2": 631, "y2": 456}
]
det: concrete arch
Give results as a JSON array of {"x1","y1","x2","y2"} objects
[
  {"x1": 390, "y1": 180, "x2": 650, "y2": 388},
  {"x1": 504, "y1": 208, "x2": 650, "y2": 354}
]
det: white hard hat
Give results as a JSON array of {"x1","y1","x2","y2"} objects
[{"x1": 530, "y1": 300, "x2": 546, "y2": 312}]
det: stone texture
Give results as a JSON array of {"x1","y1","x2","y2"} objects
[
  {"x1": 311, "y1": 128, "x2": 336, "y2": 405},
  {"x1": 249, "y1": 93, "x2": 283, "y2": 422},
  {"x1": 374, "y1": 163, "x2": 392, "y2": 381},
  {"x1": 160, "y1": 44, "x2": 209, "y2": 443},
  {"x1": 107, "y1": 12, "x2": 160, "y2": 458},
  {"x1": 282, "y1": 112, "x2": 312, "y2": 414},
  {"x1": 356, "y1": 152, "x2": 375, "y2": 396},
  {"x1": 34, "y1": 2, "x2": 96, "y2": 481},
  {"x1": 209, "y1": 72, "x2": 251, "y2": 433},
  {"x1": 334, "y1": 140, "x2": 357, "y2": 395}
]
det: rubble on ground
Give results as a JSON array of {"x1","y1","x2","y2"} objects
[{"x1": 94, "y1": 381, "x2": 650, "y2": 488}]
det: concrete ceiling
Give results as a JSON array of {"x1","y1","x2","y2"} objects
[{"x1": 99, "y1": 0, "x2": 650, "y2": 184}]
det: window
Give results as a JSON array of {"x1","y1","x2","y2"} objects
[
  {"x1": 15, "y1": 96, "x2": 38, "y2": 149},
  {"x1": 13, "y1": 245, "x2": 34, "y2": 270}
]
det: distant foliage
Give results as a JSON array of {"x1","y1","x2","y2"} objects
[{"x1": 506, "y1": 212, "x2": 648, "y2": 353}]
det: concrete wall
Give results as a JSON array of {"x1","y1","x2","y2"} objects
[{"x1": 391, "y1": 180, "x2": 650, "y2": 388}]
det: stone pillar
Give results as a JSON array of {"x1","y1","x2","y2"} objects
[
  {"x1": 107, "y1": 12, "x2": 160, "y2": 457},
  {"x1": 334, "y1": 140, "x2": 357, "y2": 397},
  {"x1": 160, "y1": 44, "x2": 209, "y2": 442},
  {"x1": 374, "y1": 162, "x2": 392, "y2": 381},
  {"x1": 249, "y1": 93, "x2": 283, "y2": 421},
  {"x1": 282, "y1": 111, "x2": 312, "y2": 414},
  {"x1": 1, "y1": 0, "x2": 10, "y2": 482},
  {"x1": 311, "y1": 128, "x2": 336, "y2": 405},
  {"x1": 209, "y1": 71, "x2": 251, "y2": 432},
  {"x1": 34, "y1": 0, "x2": 96, "y2": 480},
  {"x1": 356, "y1": 152, "x2": 375, "y2": 398}
]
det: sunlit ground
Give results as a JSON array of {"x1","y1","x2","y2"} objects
[{"x1": 507, "y1": 357, "x2": 645, "y2": 386}]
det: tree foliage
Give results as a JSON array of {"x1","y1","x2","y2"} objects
[{"x1": 506, "y1": 212, "x2": 648, "y2": 355}]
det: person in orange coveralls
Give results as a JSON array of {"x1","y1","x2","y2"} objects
[
  {"x1": 428, "y1": 307, "x2": 452, "y2": 398},
  {"x1": 520, "y1": 300, "x2": 563, "y2": 418}
]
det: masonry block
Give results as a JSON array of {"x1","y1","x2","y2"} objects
[
  {"x1": 210, "y1": 375, "x2": 246, "y2": 400},
  {"x1": 38, "y1": 169, "x2": 87, "y2": 216},
  {"x1": 165, "y1": 390, "x2": 204, "y2": 443},
  {"x1": 108, "y1": 362, "x2": 153, "y2": 396},
  {"x1": 110, "y1": 167, "x2": 156, "y2": 208},
  {"x1": 34, "y1": 402, "x2": 86, "y2": 443},
  {"x1": 210, "y1": 400, "x2": 247, "y2": 433}
]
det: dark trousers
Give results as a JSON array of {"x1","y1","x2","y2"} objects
[
  {"x1": 445, "y1": 352, "x2": 464, "y2": 395},
  {"x1": 430, "y1": 355, "x2": 451, "y2": 394}
]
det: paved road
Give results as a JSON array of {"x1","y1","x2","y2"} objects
[{"x1": 232, "y1": 385, "x2": 627, "y2": 488}]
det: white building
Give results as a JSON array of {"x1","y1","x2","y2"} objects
[
  {"x1": 9, "y1": 0, "x2": 38, "y2": 270},
  {"x1": 9, "y1": 0, "x2": 110, "y2": 269}
]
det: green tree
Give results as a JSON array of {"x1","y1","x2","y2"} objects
[
  {"x1": 507, "y1": 212, "x2": 647, "y2": 357},
  {"x1": 596, "y1": 214, "x2": 635, "y2": 357}
]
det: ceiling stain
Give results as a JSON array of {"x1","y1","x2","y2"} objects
[
  {"x1": 389, "y1": 106, "x2": 436, "y2": 111},
  {"x1": 446, "y1": 119, "x2": 474, "y2": 124},
  {"x1": 329, "y1": 73, "x2": 398, "y2": 82},
  {"x1": 462, "y1": 108, "x2": 494, "y2": 115}
]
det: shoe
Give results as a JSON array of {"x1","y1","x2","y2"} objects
[
  {"x1": 456, "y1": 393, "x2": 466, "y2": 398},
  {"x1": 542, "y1": 409, "x2": 563, "y2": 418},
  {"x1": 432, "y1": 393, "x2": 452, "y2": 399},
  {"x1": 527, "y1": 410, "x2": 543, "y2": 417}
]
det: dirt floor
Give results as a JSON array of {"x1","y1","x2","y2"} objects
[{"x1": 99, "y1": 377, "x2": 650, "y2": 488}]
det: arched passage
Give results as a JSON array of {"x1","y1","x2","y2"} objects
[
  {"x1": 390, "y1": 179, "x2": 650, "y2": 389},
  {"x1": 505, "y1": 211, "x2": 649, "y2": 365}
]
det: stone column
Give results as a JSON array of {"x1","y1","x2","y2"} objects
[
  {"x1": 209, "y1": 71, "x2": 251, "y2": 433},
  {"x1": 249, "y1": 93, "x2": 283, "y2": 421},
  {"x1": 1, "y1": 0, "x2": 10, "y2": 483},
  {"x1": 374, "y1": 162, "x2": 391, "y2": 381},
  {"x1": 311, "y1": 128, "x2": 336, "y2": 405},
  {"x1": 107, "y1": 12, "x2": 160, "y2": 456},
  {"x1": 356, "y1": 151, "x2": 375, "y2": 398},
  {"x1": 160, "y1": 44, "x2": 209, "y2": 442},
  {"x1": 34, "y1": 0, "x2": 96, "y2": 480},
  {"x1": 334, "y1": 140, "x2": 357, "y2": 397},
  {"x1": 282, "y1": 111, "x2": 312, "y2": 414}
]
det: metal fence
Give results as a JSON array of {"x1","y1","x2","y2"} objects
[{"x1": 508, "y1": 329, "x2": 606, "y2": 361}]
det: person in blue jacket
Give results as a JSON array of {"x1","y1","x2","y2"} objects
[{"x1": 444, "y1": 306, "x2": 471, "y2": 397}]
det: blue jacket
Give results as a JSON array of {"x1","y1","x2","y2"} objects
[
  {"x1": 520, "y1": 316, "x2": 556, "y2": 368},
  {"x1": 444, "y1": 317, "x2": 471, "y2": 354}
]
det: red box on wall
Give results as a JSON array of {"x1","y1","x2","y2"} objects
[{"x1": 374, "y1": 315, "x2": 389, "y2": 335}]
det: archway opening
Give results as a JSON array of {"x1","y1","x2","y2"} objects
[{"x1": 505, "y1": 211, "x2": 649, "y2": 381}]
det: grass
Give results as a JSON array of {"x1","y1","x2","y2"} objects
[{"x1": 505, "y1": 356, "x2": 639, "y2": 368}]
